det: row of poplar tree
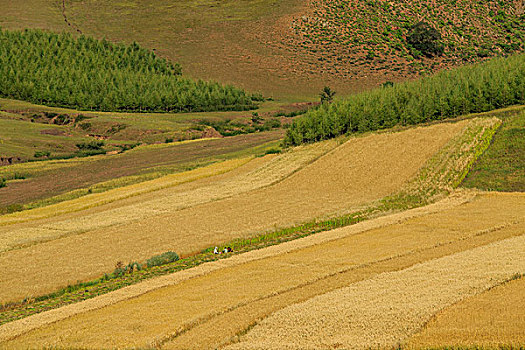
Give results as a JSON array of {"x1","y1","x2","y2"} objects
[
  {"x1": 0, "y1": 28, "x2": 257, "y2": 112},
  {"x1": 284, "y1": 54, "x2": 525, "y2": 146}
]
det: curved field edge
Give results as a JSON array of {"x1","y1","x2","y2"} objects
[
  {"x1": 407, "y1": 275, "x2": 525, "y2": 348},
  {"x1": 0, "y1": 117, "x2": 499, "y2": 328},
  {"x1": 3, "y1": 192, "x2": 524, "y2": 348},
  {"x1": 0, "y1": 130, "x2": 284, "y2": 210},
  {"x1": 0, "y1": 157, "x2": 252, "y2": 226},
  {"x1": 226, "y1": 234, "x2": 525, "y2": 350},
  {"x1": 0, "y1": 190, "x2": 488, "y2": 344},
  {"x1": 461, "y1": 108, "x2": 525, "y2": 192}
]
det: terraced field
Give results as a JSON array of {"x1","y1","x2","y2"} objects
[
  {"x1": 2, "y1": 191, "x2": 523, "y2": 348},
  {"x1": 0, "y1": 119, "x2": 477, "y2": 303}
]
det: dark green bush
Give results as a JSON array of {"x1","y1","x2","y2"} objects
[
  {"x1": 34, "y1": 150, "x2": 51, "y2": 158},
  {"x1": 146, "y1": 251, "x2": 180, "y2": 268},
  {"x1": 76, "y1": 141, "x2": 105, "y2": 151},
  {"x1": 0, "y1": 178, "x2": 6, "y2": 188},
  {"x1": 407, "y1": 21, "x2": 445, "y2": 57},
  {"x1": 284, "y1": 54, "x2": 525, "y2": 146}
]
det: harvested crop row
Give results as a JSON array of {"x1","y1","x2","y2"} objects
[
  {"x1": 0, "y1": 120, "x2": 468, "y2": 302},
  {"x1": 0, "y1": 139, "x2": 337, "y2": 253},
  {"x1": 407, "y1": 277, "x2": 525, "y2": 347},
  {"x1": 228, "y1": 234, "x2": 525, "y2": 350},
  {"x1": 3, "y1": 192, "x2": 523, "y2": 348}
]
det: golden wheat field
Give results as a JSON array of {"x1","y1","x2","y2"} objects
[
  {"x1": 1, "y1": 191, "x2": 523, "y2": 349},
  {"x1": 0, "y1": 139, "x2": 337, "y2": 252},
  {"x1": 0, "y1": 120, "x2": 472, "y2": 302},
  {"x1": 408, "y1": 276, "x2": 525, "y2": 347}
]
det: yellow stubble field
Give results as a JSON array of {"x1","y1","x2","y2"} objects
[
  {"x1": 2, "y1": 191, "x2": 523, "y2": 349},
  {"x1": 408, "y1": 276, "x2": 525, "y2": 347}
]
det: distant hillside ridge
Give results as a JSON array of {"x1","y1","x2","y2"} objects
[
  {"x1": 285, "y1": 0, "x2": 525, "y2": 78},
  {"x1": 0, "y1": 28, "x2": 258, "y2": 113},
  {"x1": 284, "y1": 54, "x2": 525, "y2": 145}
]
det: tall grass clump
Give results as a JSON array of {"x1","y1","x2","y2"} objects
[
  {"x1": 0, "y1": 28, "x2": 257, "y2": 112},
  {"x1": 146, "y1": 251, "x2": 180, "y2": 268},
  {"x1": 284, "y1": 54, "x2": 525, "y2": 145}
]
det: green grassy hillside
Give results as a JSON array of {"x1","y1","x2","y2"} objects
[
  {"x1": 462, "y1": 110, "x2": 525, "y2": 192},
  {"x1": 289, "y1": 0, "x2": 525, "y2": 78}
]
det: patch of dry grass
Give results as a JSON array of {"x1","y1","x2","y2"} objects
[
  {"x1": 0, "y1": 138, "x2": 336, "y2": 254},
  {"x1": 0, "y1": 157, "x2": 252, "y2": 226},
  {"x1": 407, "y1": 277, "x2": 525, "y2": 347},
  {"x1": 2, "y1": 192, "x2": 523, "y2": 348}
]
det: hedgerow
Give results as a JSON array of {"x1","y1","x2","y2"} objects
[
  {"x1": 0, "y1": 28, "x2": 257, "y2": 112},
  {"x1": 284, "y1": 54, "x2": 525, "y2": 146}
]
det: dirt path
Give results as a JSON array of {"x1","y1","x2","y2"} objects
[
  {"x1": 60, "y1": 0, "x2": 82, "y2": 34},
  {"x1": 2, "y1": 192, "x2": 523, "y2": 348}
]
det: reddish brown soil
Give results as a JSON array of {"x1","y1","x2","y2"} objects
[{"x1": 0, "y1": 131, "x2": 282, "y2": 207}]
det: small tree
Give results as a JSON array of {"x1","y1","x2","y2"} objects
[
  {"x1": 407, "y1": 21, "x2": 444, "y2": 58},
  {"x1": 320, "y1": 86, "x2": 336, "y2": 104}
]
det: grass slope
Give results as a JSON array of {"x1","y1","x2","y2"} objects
[
  {"x1": 462, "y1": 110, "x2": 525, "y2": 191},
  {"x1": 3, "y1": 0, "x2": 523, "y2": 98}
]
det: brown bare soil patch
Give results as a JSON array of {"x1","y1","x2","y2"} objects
[
  {"x1": 0, "y1": 131, "x2": 282, "y2": 207},
  {"x1": 407, "y1": 277, "x2": 525, "y2": 347},
  {"x1": 2, "y1": 192, "x2": 523, "y2": 348},
  {"x1": 0, "y1": 121, "x2": 466, "y2": 303}
]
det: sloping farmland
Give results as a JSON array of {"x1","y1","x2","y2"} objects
[
  {"x1": 1, "y1": 192, "x2": 523, "y2": 348},
  {"x1": 0, "y1": 119, "x2": 477, "y2": 302}
]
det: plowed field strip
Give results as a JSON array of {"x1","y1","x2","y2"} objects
[
  {"x1": 3, "y1": 192, "x2": 523, "y2": 349},
  {"x1": 0, "y1": 121, "x2": 467, "y2": 302},
  {"x1": 228, "y1": 234, "x2": 525, "y2": 350},
  {"x1": 407, "y1": 277, "x2": 525, "y2": 347}
]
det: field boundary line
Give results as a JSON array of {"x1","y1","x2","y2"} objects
[
  {"x1": 406, "y1": 273, "x2": 525, "y2": 347},
  {"x1": 0, "y1": 191, "x2": 477, "y2": 343},
  {"x1": 226, "y1": 234, "x2": 525, "y2": 350}
]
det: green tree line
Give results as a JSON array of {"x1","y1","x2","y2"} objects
[
  {"x1": 0, "y1": 28, "x2": 258, "y2": 112},
  {"x1": 284, "y1": 54, "x2": 525, "y2": 146}
]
